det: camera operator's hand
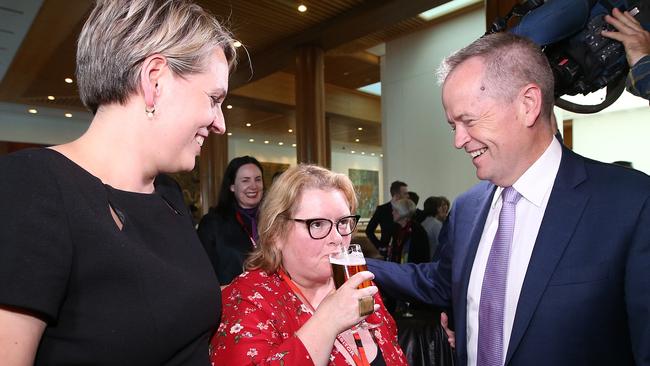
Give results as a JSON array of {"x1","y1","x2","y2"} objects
[{"x1": 602, "y1": 8, "x2": 650, "y2": 67}]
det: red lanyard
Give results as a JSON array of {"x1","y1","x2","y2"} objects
[
  {"x1": 235, "y1": 211, "x2": 257, "y2": 249},
  {"x1": 277, "y1": 268, "x2": 371, "y2": 366}
]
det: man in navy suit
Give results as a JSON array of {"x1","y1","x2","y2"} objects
[
  {"x1": 367, "y1": 32, "x2": 650, "y2": 366},
  {"x1": 365, "y1": 180, "x2": 409, "y2": 258}
]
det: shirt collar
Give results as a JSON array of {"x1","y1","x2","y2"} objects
[{"x1": 492, "y1": 137, "x2": 562, "y2": 208}]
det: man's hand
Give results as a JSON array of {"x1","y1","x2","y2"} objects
[
  {"x1": 441, "y1": 312, "x2": 456, "y2": 349},
  {"x1": 602, "y1": 8, "x2": 650, "y2": 67}
]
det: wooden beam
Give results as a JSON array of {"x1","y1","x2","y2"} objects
[
  {"x1": 231, "y1": 72, "x2": 380, "y2": 123},
  {"x1": 230, "y1": 0, "x2": 448, "y2": 89}
]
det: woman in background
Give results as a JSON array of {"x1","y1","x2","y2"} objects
[
  {"x1": 420, "y1": 196, "x2": 450, "y2": 261},
  {"x1": 0, "y1": 0, "x2": 236, "y2": 364},
  {"x1": 198, "y1": 156, "x2": 264, "y2": 284},
  {"x1": 211, "y1": 164, "x2": 407, "y2": 365}
]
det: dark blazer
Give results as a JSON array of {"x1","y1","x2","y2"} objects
[
  {"x1": 197, "y1": 210, "x2": 254, "y2": 284},
  {"x1": 368, "y1": 146, "x2": 650, "y2": 365},
  {"x1": 365, "y1": 202, "x2": 397, "y2": 253}
]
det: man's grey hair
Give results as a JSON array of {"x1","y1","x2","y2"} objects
[
  {"x1": 436, "y1": 32, "x2": 555, "y2": 118},
  {"x1": 76, "y1": 0, "x2": 237, "y2": 114}
]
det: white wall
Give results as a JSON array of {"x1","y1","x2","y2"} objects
[
  {"x1": 571, "y1": 106, "x2": 650, "y2": 175},
  {"x1": 382, "y1": 8, "x2": 485, "y2": 203}
]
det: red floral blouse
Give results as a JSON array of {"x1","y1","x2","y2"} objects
[{"x1": 210, "y1": 269, "x2": 407, "y2": 366}]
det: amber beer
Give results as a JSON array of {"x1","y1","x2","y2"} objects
[{"x1": 330, "y1": 249, "x2": 372, "y2": 290}]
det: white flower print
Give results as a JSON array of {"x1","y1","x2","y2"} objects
[
  {"x1": 230, "y1": 323, "x2": 243, "y2": 334},
  {"x1": 246, "y1": 348, "x2": 258, "y2": 357}
]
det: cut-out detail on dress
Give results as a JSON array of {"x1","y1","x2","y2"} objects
[{"x1": 109, "y1": 204, "x2": 124, "y2": 231}]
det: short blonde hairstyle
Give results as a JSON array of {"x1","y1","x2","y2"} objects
[
  {"x1": 76, "y1": 0, "x2": 237, "y2": 114},
  {"x1": 245, "y1": 164, "x2": 358, "y2": 273}
]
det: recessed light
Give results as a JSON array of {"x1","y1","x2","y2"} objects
[
  {"x1": 227, "y1": 132, "x2": 232, "y2": 136},
  {"x1": 351, "y1": 150, "x2": 356, "y2": 154},
  {"x1": 288, "y1": 129, "x2": 293, "y2": 133},
  {"x1": 361, "y1": 152, "x2": 365, "y2": 155},
  {"x1": 292, "y1": 143, "x2": 296, "y2": 147},
  {"x1": 357, "y1": 127, "x2": 363, "y2": 131},
  {"x1": 245, "y1": 123, "x2": 251, "y2": 127},
  {"x1": 343, "y1": 72, "x2": 350, "y2": 76},
  {"x1": 380, "y1": 154, "x2": 383, "y2": 157},
  {"x1": 298, "y1": 4, "x2": 307, "y2": 12},
  {"x1": 278, "y1": 142, "x2": 284, "y2": 146},
  {"x1": 226, "y1": 105, "x2": 233, "y2": 109},
  {"x1": 233, "y1": 40, "x2": 242, "y2": 48},
  {"x1": 47, "y1": 95, "x2": 55, "y2": 101},
  {"x1": 371, "y1": 153, "x2": 376, "y2": 156},
  {"x1": 64, "y1": 78, "x2": 73, "y2": 84},
  {"x1": 28, "y1": 108, "x2": 38, "y2": 114},
  {"x1": 64, "y1": 113, "x2": 72, "y2": 118},
  {"x1": 355, "y1": 138, "x2": 360, "y2": 142},
  {"x1": 264, "y1": 140, "x2": 269, "y2": 144},
  {"x1": 249, "y1": 138, "x2": 255, "y2": 142}
]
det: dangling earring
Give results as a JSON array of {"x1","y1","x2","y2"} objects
[{"x1": 145, "y1": 105, "x2": 155, "y2": 119}]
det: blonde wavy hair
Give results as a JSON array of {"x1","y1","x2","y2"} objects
[{"x1": 245, "y1": 164, "x2": 358, "y2": 273}]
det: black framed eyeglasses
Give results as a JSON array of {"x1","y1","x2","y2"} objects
[{"x1": 290, "y1": 215, "x2": 360, "y2": 240}]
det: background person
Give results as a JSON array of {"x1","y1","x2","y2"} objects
[
  {"x1": 388, "y1": 198, "x2": 430, "y2": 264},
  {"x1": 211, "y1": 164, "x2": 407, "y2": 366},
  {"x1": 198, "y1": 155, "x2": 264, "y2": 284},
  {"x1": 420, "y1": 196, "x2": 450, "y2": 261},
  {"x1": 368, "y1": 32, "x2": 650, "y2": 365},
  {"x1": 365, "y1": 180, "x2": 408, "y2": 259},
  {"x1": 0, "y1": 1, "x2": 236, "y2": 365}
]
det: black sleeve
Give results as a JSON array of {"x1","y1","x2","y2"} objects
[
  {"x1": 365, "y1": 207, "x2": 382, "y2": 248},
  {"x1": 197, "y1": 212, "x2": 220, "y2": 277},
  {"x1": 0, "y1": 153, "x2": 73, "y2": 322}
]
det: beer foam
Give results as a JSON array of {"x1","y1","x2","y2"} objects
[{"x1": 329, "y1": 251, "x2": 366, "y2": 266}]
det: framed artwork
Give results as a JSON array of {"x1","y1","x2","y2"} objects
[
  {"x1": 260, "y1": 161, "x2": 290, "y2": 188},
  {"x1": 348, "y1": 169, "x2": 379, "y2": 219}
]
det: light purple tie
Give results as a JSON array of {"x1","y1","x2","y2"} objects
[{"x1": 477, "y1": 187, "x2": 521, "y2": 366}]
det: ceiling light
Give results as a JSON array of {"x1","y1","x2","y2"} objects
[
  {"x1": 380, "y1": 154, "x2": 383, "y2": 157},
  {"x1": 351, "y1": 150, "x2": 356, "y2": 154},
  {"x1": 226, "y1": 104, "x2": 233, "y2": 109},
  {"x1": 343, "y1": 72, "x2": 350, "y2": 76},
  {"x1": 292, "y1": 143, "x2": 296, "y2": 147},
  {"x1": 357, "y1": 127, "x2": 363, "y2": 131},
  {"x1": 249, "y1": 138, "x2": 255, "y2": 142},
  {"x1": 264, "y1": 140, "x2": 269, "y2": 144},
  {"x1": 371, "y1": 153, "x2": 376, "y2": 156},
  {"x1": 288, "y1": 129, "x2": 293, "y2": 133},
  {"x1": 361, "y1": 152, "x2": 366, "y2": 155},
  {"x1": 64, "y1": 113, "x2": 72, "y2": 118},
  {"x1": 298, "y1": 4, "x2": 307, "y2": 12},
  {"x1": 227, "y1": 132, "x2": 232, "y2": 136},
  {"x1": 28, "y1": 108, "x2": 38, "y2": 114},
  {"x1": 278, "y1": 142, "x2": 284, "y2": 146},
  {"x1": 418, "y1": 0, "x2": 481, "y2": 21},
  {"x1": 355, "y1": 138, "x2": 360, "y2": 142},
  {"x1": 233, "y1": 40, "x2": 242, "y2": 48},
  {"x1": 64, "y1": 78, "x2": 73, "y2": 84},
  {"x1": 245, "y1": 123, "x2": 251, "y2": 127},
  {"x1": 47, "y1": 95, "x2": 55, "y2": 101}
]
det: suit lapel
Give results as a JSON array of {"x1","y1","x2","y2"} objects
[
  {"x1": 455, "y1": 183, "x2": 496, "y2": 363},
  {"x1": 505, "y1": 148, "x2": 590, "y2": 364}
]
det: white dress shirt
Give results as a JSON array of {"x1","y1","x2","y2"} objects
[{"x1": 466, "y1": 137, "x2": 562, "y2": 366}]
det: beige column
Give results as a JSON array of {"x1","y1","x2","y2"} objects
[
  {"x1": 199, "y1": 133, "x2": 228, "y2": 215},
  {"x1": 295, "y1": 46, "x2": 330, "y2": 167}
]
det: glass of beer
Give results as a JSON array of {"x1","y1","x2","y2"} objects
[{"x1": 330, "y1": 244, "x2": 380, "y2": 330}]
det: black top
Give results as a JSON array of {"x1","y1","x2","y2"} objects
[
  {"x1": 0, "y1": 149, "x2": 220, "y2": 365},
  {"x1": 365, "y1": 202, "x2": 398, "y2": 256},
  {"x1": 197, "y1": 209, "x2": 255, "y2": 284}
]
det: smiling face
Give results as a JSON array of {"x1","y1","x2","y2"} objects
[
  {"x1": 442, "y1": 57, "x2": 534, "y2": 187},
  {"x1": 279, "y1": 188, "x2": 352, "y2": 287},
  {"x1": 155, "y1": 48, "x2": 229, "y2": 172},
  {"x1": 231, "y1": 163, "x2": 264, "y2": 209}
]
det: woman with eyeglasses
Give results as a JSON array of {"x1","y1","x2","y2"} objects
[{"x1": 210, "y1": 164, "x2": 407, "y2": 366}]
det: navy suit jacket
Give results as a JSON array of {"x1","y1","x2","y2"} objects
[{"x1": 368, "y1": 146, "x2": 650, "y2": 365}]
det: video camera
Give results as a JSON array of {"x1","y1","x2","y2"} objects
[{"x1": 488, "y1": 0, "x2": 650, "y2": 113}]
